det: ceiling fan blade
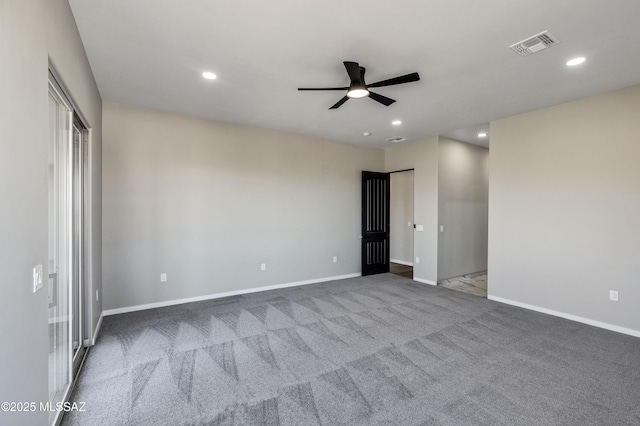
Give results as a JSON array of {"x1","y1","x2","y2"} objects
[
  {"x1": 329, "y1": 96, "x2": 349, "y2": 109},
  {"x1": 298, "y1": 87, "x2": 348, "y2": 91},
  {"x1": 367, "y1": 72, "x2": 420, "y2": 88},
  {"x1": 343, "y1": 61, "x2": 362, "y2": 84},
  {"x1": 368, "y1": 91, "x2": 396, "y2": 106}
]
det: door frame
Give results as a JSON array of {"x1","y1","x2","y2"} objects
[
  {"x1": 389, "y1": 168, "x2": 415, "y2": 278},
  {"x1": 70, "y1": 114, "x2": 89, "y2": 376},
  {"x1": 48, "y1": 69, "x2": 93, "y2": 426},
  {"x1": 49, "y1": 69, "x2": 94, "y2": 346}
]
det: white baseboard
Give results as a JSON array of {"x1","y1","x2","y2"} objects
[
  {"x1": 102, "y1": 273, "x2": 362, "y2": 316},
  {"x1": 413, "y1": 277, "x2": 437, "y2": 286},
  {"x1": 390, "y1": 259, "x2": 414, "y2": 267},
  {"x1": 91, "y1": 312, "x2": 103, "y2": 345},
  {"x1": 488, "y1": 295, "x2": 640, "y2": 338}
]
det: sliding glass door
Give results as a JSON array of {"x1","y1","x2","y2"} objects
[
  {"x1": 48, "y1": 81, "x2": 72, "y2": 425},
  {"x1": 48, "y1": 76, "x2": 89, "y2": 425}
]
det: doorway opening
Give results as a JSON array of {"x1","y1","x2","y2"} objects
[
  {"x1": 361, "y1": 169, "x2": 415, "y2": 280},
  {"x1": 389, "y1": 169, "x2": 414, "y2": 280},
  {"x1": 434, "y1": 136, "x2": 489, "y2": 298}
]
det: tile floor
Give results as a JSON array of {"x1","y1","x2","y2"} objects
[{"x1": 438, "y1": 272, "x2": 487, "y2": 297}]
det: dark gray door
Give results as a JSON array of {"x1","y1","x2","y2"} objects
[{"x1": 362, "y1": 171, "x2": 390, "y2": 276}]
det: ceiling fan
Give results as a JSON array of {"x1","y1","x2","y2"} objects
[{"x1": 298, "y1": 61, "x2": 420, "y2": 109}]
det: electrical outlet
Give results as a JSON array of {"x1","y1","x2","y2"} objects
[
  {"x1": 408, "y1": 221, "x2": 412, "y2": 227},
  {"x1": 609, "y1": 290, "x2": 619, "y2": 302},
  {"x1": 333, "y1": 256, "x2": 338, "y2": 263},
  {"x1": 33, "y1": 264, "x2": 43, "y2": 293},
  {"x1": 415, "y1": 257, "x2": 420, "y2": 264},
  {"x1": 96, "y1": 290, "x2": 99, "y2": 301},
  {"x1": 160, "y1": 273, "x2": 167, "y2": 282},
  {"x1": 440, "y1": 225, "x2": 444, "y2": 232},
  {"x1": 261, "y1": 263, "x2": 266, "y2": 271}
]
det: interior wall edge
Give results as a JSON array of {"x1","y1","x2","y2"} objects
[
  {"x1": 412, "y1": 278, "x2": 437, "y2": 286},
  {"x1": 90, "y1": 313, "x2": 104, "y2": 345}
]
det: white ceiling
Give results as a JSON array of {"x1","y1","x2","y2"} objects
[{"x1": 68, "y1": 0, "x2": 640, "y2": 149}]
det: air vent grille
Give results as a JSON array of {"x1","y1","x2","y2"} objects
[
  {"x1": 385, "y1": 137, "x2": 406, "y2": 143},
  {"x1": 510, "y1": 31, "x2": 560, "y2": 56}
]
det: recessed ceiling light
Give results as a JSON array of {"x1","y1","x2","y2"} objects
[
  {"x1": 478, "y1": 132, "x2": 487, "y2": 138},
  {"x1": 566, "y1": 57, "x2": 586, "y2": 67},
  {"x1": 392, "y1": 120, "x2": 402, "y2": 126},
  {"x1": 202, "y1": 72, "x2": 217, "y2": 80},
  {"x1": 363, "y1": 132, "x2": 371, "y2": 136}
]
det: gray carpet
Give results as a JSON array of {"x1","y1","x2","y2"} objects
[{"x1": 62, "y1": 274, "x2": 640, "y2": 425}]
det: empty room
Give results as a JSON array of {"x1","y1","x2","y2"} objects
[{"x1": 2, "y1": 0, "x2": 640, "y2": 425}]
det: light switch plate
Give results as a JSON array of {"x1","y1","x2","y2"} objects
[{"x1": 33, "y1": 264, "x2": 43, "y2": 293}]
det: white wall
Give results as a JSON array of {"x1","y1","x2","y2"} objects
[
  {"x1": 0, "y1": 0, "x2": 102, "y2": 424},
  {"x1": 438, "y1": 137, "x2": 489, "y2": 280},
  {"x1": 102, "y1": 102, "x2": 384, "y2": 311},
  {"x1": 489, "y1": 84, "x2": 640, "y2": 334},
  {"x1": 390, "y1": 171, "x2": 414, "y2": 265},
  {"x1": 385, "y1": 138, "x2": 439, "y2": 284}
]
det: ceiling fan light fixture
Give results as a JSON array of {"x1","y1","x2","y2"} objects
[{"x1": 347, "y1": 87, "x2": 369, "y2": 99}]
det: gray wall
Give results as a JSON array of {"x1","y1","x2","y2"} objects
[
  {"x1": 385, "y1": 138, "x2": 439, "y2": 284},
  {"x1": 489, "y1": 84, "x2": 640, "y2": 333},
  {"x1": 437, "y1": 137, "x2": 489, "y2": 280},
  {"x1": 0, "y1": 0, "x2": 102, "y2": 424},
  {"x1": 47, "y1": 0, "x2": 103, "y2": 341},
  {"x1": 390, "y1": 171, "x2": 414, "y2": 265},
  {"x1": 102, "y1": 102, "x2": 384, "y2": 310}
]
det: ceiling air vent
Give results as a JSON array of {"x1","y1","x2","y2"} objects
[
  {"x1": 385, "y1": 137, "x2": 406, "y2": 143},
  {"x1": 509, "y1": 31, "x2": 560, "y2": 56}
]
